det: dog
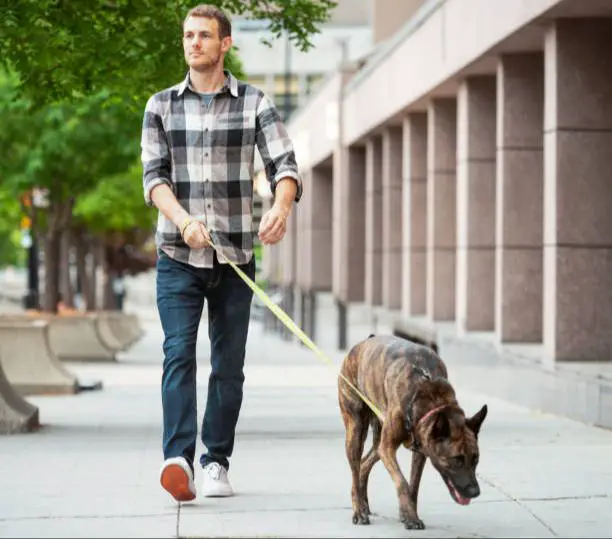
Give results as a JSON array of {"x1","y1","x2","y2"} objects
[{"x1": 338, "y1": 334, "x2": 488, "y2": 530}]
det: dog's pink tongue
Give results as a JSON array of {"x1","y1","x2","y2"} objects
[{"x1": 453, "y1": 486, "x2": 471, "y2": 506}]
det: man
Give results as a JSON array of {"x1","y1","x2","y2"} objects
[{"x1": 140, "y1": 4, "x2": 301, "y2": 503}]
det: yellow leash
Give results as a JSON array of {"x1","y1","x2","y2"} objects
[{"x1": 208, "y1": 240, "x2": 385, "y2": 421}]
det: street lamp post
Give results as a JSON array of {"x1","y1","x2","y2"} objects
[{"x1": 21, "y1": 188, "x2": 48, "y2": 310}]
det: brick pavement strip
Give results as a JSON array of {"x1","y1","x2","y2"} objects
[{"x1": 0, "y1": 313, "x2": 611, "y2": 538}]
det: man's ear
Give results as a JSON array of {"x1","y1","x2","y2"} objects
[
  {"x1": 221, "y1": 36, "x2": 233, "y2": 54},
  {"x1": 466, "y1": 404, "x2": 488, "y2": 436}
]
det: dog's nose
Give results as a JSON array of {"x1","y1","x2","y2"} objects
[{"x1": 465, "y1": 483, "x2": 480, "y2": 498}]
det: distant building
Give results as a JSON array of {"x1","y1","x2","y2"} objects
[
  {"x1": 233, "y1": 0, "x2": 375, "y2": 250},
  {"x1": 232, "y1": 0, "x2": 373, "y2": 122}
]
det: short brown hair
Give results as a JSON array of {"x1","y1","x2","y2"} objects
[{"x1": 184, "y1": 4, "x2": 232, "y2": 39}]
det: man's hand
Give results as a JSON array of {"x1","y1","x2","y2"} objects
[
  {"x1": 258, "y1": 203, "x2": 290, "y2": 245},
  {"x1": 182, "y1": 220, "x2": 211, "y2": 249}
]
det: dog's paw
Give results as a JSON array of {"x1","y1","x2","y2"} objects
[
  {"x1": 352, "y1": 511, "x2": 370, "y2": 525},
  {"x1": 403, "y1": 518, "x2": 425, "y2": 530},
  {"x1": 360, "y1": 501, "x2": 372, "y2": 516}
]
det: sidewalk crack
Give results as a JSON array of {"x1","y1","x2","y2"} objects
[
  {"x1": 176, "y1": 503, "x2": 182, "y2": 538},
  {"x1": 477, "y1": 474, "x2": 558, "y2": 537}
]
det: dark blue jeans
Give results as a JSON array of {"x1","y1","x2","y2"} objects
[{"x1": 156, "y1": 250, "x2": 255, "y2": 472}]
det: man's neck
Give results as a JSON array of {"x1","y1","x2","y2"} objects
[{"x1": 189, "y1": 66, "x2": 226, "y2": 94}]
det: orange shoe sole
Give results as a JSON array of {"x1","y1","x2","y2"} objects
[{"x1": 160, "y1": 464, "x2": 196, "y2": 502}]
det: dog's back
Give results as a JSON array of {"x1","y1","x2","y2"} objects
[{"x1": 339, "y1": 334, "x2": 448, "y2": 413}]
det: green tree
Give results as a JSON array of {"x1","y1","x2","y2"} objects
[
  {"x1": 71, "y1": 163, "x2": 158, "y2": 310},
  {"x1": 1, "y1": 0, "x2": 334, "y2": 108},
  {"x1": 0, "y1": 72, "x2": 141, "y2": 311},
  {"x1": 0, "y1": 187, "x2": 26, "y2": 268}
]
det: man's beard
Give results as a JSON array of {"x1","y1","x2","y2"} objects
[{"x1": 191, "y1": 51, "x2": 222, "y2": 72}]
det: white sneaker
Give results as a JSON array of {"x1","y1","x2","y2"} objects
[
  {"x1": 160, "y1": 457, "x2": 196, "y2": 502},
  {"x1": 201, "y1": 462, "x2": 234, "y2": 497}
]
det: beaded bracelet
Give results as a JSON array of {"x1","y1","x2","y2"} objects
[{"x1": 179, "y1": 217, "x2": 194, "y2": 237}]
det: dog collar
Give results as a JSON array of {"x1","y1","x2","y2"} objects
[
  {"x1": 410, "y1": 403, "x2": 450, "y2": 453},
  {"x1": 416, "y1": 403, "x2": 449, "y2": 429}
]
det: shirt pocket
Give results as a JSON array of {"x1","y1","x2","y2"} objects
[
  {"x1": 216, "y1": 111, "x2": 255, "y2": 130},
  {"x1": 214, "y1": 111, "x2": 256, "y2": 147}
]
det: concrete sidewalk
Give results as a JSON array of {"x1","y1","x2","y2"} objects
[{"x1": 0, "y1": 311, "x2": 611, "y2": 538}]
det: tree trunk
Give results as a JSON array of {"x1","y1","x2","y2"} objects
[
  {"x1": 41, "y1": 197, "x2": 74, "y2": 313},
  {"x1": 60, "y1": 228, "x2": 75, "y2": 308},
  {"x1": 101, "y1": 243, "x2": 116, "y2": 311},
  {"x1": 74, "y1": 228, "x2": 89, "y2": 311},
  {"x1": 86, "y1": 239, "x2": 100, "y2": 311},
  {"x1": 42, "y1": 231, "x2": 61, "y2": 313}
]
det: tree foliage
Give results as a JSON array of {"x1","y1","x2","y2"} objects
[
  {"x1": 0, "y1": 187, "x2": 25, "y2": 268},
  {"x1": 73, "y1": 162, "x2": 156, "y2": 236},
  {"x1": 0, "y1": 75, "x2": 140, "y2": 227},
  {"x1": 1, "y1": 0, "x2": 334, "y2": 108}
]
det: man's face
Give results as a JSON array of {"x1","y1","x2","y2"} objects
[{"x1": 183, "y1": 16, "x2": 231, "y2": 71}]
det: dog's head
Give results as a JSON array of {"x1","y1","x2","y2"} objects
[{"x1": 415, "y1": 400, "x2": 488, "y2": 506}]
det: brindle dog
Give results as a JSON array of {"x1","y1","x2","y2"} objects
[{"x1": 338, "y1": 334, "x2": 488, "y2": 530}]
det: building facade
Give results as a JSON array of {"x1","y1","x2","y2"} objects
[{"x1": 261, "y1": 0, "x2": 612, "y2": 429}]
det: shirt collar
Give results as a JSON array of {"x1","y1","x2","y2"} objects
[{"x1": 177, "y1": 70, "x2": 238, "y2": 98}]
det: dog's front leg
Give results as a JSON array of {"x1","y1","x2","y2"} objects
[
  {"x1": 379, "y1": 418, "x2": 425, "y2": 530},
  {"x1": 409, "y1": 451, "x2": 427, "y2": 517}
]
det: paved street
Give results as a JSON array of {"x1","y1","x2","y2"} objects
[{"x1": 0, "y1": 307, "x2": 611, "y2": 538}]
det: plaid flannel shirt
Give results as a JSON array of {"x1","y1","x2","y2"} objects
[{"x1": 141, "y1": 70, "x2": 302, "y2": 268}]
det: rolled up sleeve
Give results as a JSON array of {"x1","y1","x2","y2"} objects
[
  {"x1": 255, "y1": 93, "x2": 302, "y2": 202},
  {"x1": 141, "y1": 95, "x2": 173, "y2": 207}
]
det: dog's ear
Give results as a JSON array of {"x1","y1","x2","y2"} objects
[
  {"x1": 432, "y1": 411, "x2": 451, "y2": 440},
  {"x1": 466, "y1": 404, "x2": 488, "y2": 436}
]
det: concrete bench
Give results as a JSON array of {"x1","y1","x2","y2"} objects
[
  {"x1": 393, "y1": 317, "x2": 439, "y2": 353},
  {"x1": 95, "y1": 311, "x2": 144, "y2": 352},
  {"x1": 43, "y1": 313, "x2": 117, "y2": 362},
  {"x1": 0, "y1": 355, "x2": 39, "y2": 434},
  {"x1": 0, "y1": 318, "x2": 79, "y2": 395}
]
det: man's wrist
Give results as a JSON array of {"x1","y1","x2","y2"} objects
[
  {"x1": 172, "y1": 209, "x2": 191, "y2": 229},
  {"x1": 179, "y1": 217, "x2": 195, "y2": 237},
  {"x1": 273, "y1": 199, "x2": 292, "y2": 216}
]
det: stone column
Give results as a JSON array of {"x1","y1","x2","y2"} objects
[
  {"x1": 456, "y1": 76, "x2": 497, "y2": 333},
  {"x1": 427, "y1": 98, "x2": 457, "y2": 321},
  {"x1": 496, "y1": 52, "x2": 544, "y2": 344},
  {"x1": 333, "y1": 146, "x2": 367, "y2": 303},
  {"x1": 279, "y1": 208, "x2": 298, "y2": 340},
  {"x1": 309, "y1": 165, "x2": 333, "y2": 291},
  {"x1": 543, "y1": 19, "x2": 612, "y2": 364},
  {"x1": 402, "y1": 112, "x2": 428, "y2": 317},
  {"x1": 295, "y1": 170, "x2": 310, "y2": 293},
  {"x1": 382, "y1": 126, "x2": 403, "y2": 310},
  {"x1": 365, "y1": 136, "x2": 383, "y2": 307}
]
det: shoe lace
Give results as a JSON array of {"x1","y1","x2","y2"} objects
[{"x1": 206, "y1": 462, "x2": 224, "y2": 480}]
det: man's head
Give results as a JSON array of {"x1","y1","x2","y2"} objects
[{"x1": 183, "y1": 4, "x2": 232, "y2": 72}]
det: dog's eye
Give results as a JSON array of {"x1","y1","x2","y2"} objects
[
  {"x1": 451, "y1": 455, "x2": 465, "y2": 468},
  {"x1": 472, "y1": 455, "x2": 479, "y2": 466}
]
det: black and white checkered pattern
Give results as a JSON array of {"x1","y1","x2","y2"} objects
[{"x1": 141, "y1": 70, "x2": 301, "y2": 268}]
